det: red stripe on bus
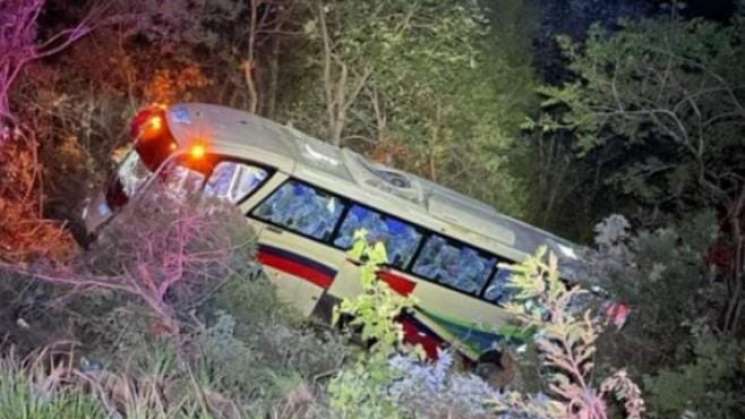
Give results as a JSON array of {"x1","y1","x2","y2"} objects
[
  {"x1": 399, "y1": 315, "x2": 443, "y2": 360},
  {"x1": 378, "y1": 270, "x2": 416, "y2": 296},
  {"x1": 258, "y1": 251, "x2": 334, "y2": 289}
]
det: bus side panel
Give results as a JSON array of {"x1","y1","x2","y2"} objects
[
  {"x1": 379, "y1": 268, "x2": 514, "y2": 360},
  {"x1": 254, "y1": 225, "x2": 348, "y2": 317}
]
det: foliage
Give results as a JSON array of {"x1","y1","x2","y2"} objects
[
  {"x1": 0, "y1": 350, "x2": 105, "y2": 419},
  {"x1": 588, "y1": 212, "x2": 722, "y2": 371},
  {"x1": 1, "y1": 249, "x2": 346, "y2": 418},
  {"x1": 643, "y1": 331, "x2": 745, "y2": 419},
  {"x1": 4, "y1": 190, "x2": 255, "y2": 337},
  {"x1": 328, "y1": 354, "x2": 402, "y2": 419},
  {"x1": 192, "y1": 311, "x2": 305, "y2": 412},
  {"x1": 0, "y1": 0, "x2": 101, "y2": 123},
  {"x1": 493, "y1": 248, "x2": 645, "y2": 419},
  {"x1": 328, "y1": 230, "x2": 413, "y2": 418},
  {"x1": 528, "y1": 9, "x2": 745, "y2": 338},
  {"x1": 291, "y1": 0, "x2": 532, "y2": 215},
  {"x1": 0, "y1": 128, "x2": 76, "y2": 263},
  {"x1": 535, "y1": 11, "x2": 745, "y2": 209},
  {"x1": 192, "y1": 304, "x2": 348, "y2": 413},
  {"x1": 520, "y1": 6, "x2": 745, "y2": 239},
  {"x1": 388, "y1": 350, "x2": 502, "y2": 418},
  {"x1": 333, "y1": 229, "x2": 416, "y2": 356}
]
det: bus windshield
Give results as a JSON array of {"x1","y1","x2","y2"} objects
[{"x1": 105, "y1": 150, "x2": 154, "y2": 208}]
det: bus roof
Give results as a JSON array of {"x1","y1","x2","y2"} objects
[{"x1": 165, "y1": 102, "x2": 581, "y2": 263}]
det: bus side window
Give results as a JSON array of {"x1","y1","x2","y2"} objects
[
  {"x1": 332, "y1": 204, "x2": 422, "y2": 269},
  {"x1": 253, "y1": 180, "x2": 346, "y2": 240},
  {"x1": 482, "y1": 268, "x2": 516, "y2": 304},
  {"x1": 412, "y1": 235, "x2": 495, "y2": 295},
  {"x1": 204, "y1": 161, "x2": 268, "y2": 203},
  {"x1": 162, "y1": 164, "x2": 206, "y2": 200}
]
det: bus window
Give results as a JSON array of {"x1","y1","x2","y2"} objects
[
  {"x1": 204, "y1": 161, "x2": 268, "y2": 203},
  {"x1": 333, "y1": 204, "x2": 422, "y2": 269},
  {"x1": 412, "y1": 235, "x2": 495, "y2": 294},
  {"x1": 253, "y1": 180, "x2": 346, "y2": 240},
  {"x1": 117, "y1": 150, "x2": 151, "y2": 197},
  {"x1": 162, "y1": 164, "x2": 206, "y2": 200},
  {"x1": 482, "y1": 268, "x2": 516, "y2": 304}
]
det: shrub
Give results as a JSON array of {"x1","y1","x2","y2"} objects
[
  {"x1": 493, "y1": 247, "x2": 645, "y2": 419},
  {"x1": 202, "y1": 270, "x2": 351, "y2": 384},
  {"x1": 328, "y1": 230, "x2": 414, "y2": 418},
  {"x1": 332, "y1": 228, "x2": 416, "y2": 356},
  {"x1": 587, "y1": 212, "x2": 722, "y2": 373},
  {"x1": 190, "y1": 308, "x2": 346, "y2": 415},
  {"x1": 17, "y1": 190, "x2": 257, "y2": 336},
  {"x1": 643, "y1": 330, "x2": 745, "y2": 419},
  {"x1": 388, "y1": 350, "x2": 501, "y2": 419},
  {"x1": 328, "y1": 354, "x2": 402, "y2": 419}
]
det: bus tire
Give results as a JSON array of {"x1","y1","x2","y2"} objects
[{"x1": 475, "y1": 350, "x2": 517, "y2": 389}]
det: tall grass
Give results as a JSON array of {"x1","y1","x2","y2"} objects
[{"x1": 0, "y1": 350, "x2": 104, "y2": 419}]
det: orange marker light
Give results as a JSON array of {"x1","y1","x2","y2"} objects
[
  {"x1": 189, "y1": 144, "x2": 206, "y2": 159},
  {"x1": 149, "y1": 115, "x2": 162, "y2": 131}
]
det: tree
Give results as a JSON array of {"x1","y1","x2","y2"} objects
[
  {"x1": 0, "y1": 128, "x2": 75, "y2": 262},
  {"x1": 533, "y1": 8, "x2": 745, "y2": 332},
  {"x1": 0, "y1": 0, "x2": 103, "y2": 126},
  {"x1": 289, "y1": 0, "x2": 536, "y2": 215}
]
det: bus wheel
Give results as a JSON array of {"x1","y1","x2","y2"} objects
[{"x1": 474, "y1": 350, "x2": 517, "y2": 389}]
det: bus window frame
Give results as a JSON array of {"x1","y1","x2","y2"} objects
[{"x1": 245, "y1": 176, "x2": 520, "y2": 307}]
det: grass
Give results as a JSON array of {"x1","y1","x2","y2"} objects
[{"x1": 0, "y1": 351, "x2": 105, "y2": 419}]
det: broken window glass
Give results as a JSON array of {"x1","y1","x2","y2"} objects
[
  {"x1": 483, "y1": 268, "x2": 516, "y2": 304},
  {"x1": 204, "y1": 161, "x2": 268, "y2": 203},
  {"x1": 412, "y1": 235, "x2": 495, "y2": 294},
  {"x1": 254, "y1": 180, "x2": 346, "y2": 240},
  {"x1": 117, "y1": 151, "x2": 151, "y2": 197},
  {"x1": 333, "y1": 204, "x2": 422, "y2": 269},
  {"x1": 162, "y1": 164, "x2": 205, "y2": 201}
]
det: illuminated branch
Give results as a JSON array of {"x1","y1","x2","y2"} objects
[{"x1": 0, "y1": 0, "x2": 103, "y2": 124}]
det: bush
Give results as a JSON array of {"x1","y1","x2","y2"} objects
[
  {"x1": 493, "y1": 247, "x2": 645, "y2": 419},
  {"x1": 389, "y1": 350, "x2": 501, "y2": 419},
  {"x1": 192, "y1": 269, "x2": 350, "y2": 414},
  {"x1": 588, "y1": 212, "x2": 723, "y2": 373},
  {"x1": 643, "y1": 331, "x2": 745, "y2": 419},
  {"x1": 327, "y1": 230, "x2": 415, "y2": 418},
  {"x1": 36, "y1": 190, "x2": 259, "y2": 335}
]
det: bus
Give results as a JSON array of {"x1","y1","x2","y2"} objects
[{"x1": 81, "y1": 103, "x2": 583, "y2": 371}]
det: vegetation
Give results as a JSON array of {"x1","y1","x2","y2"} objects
[{"x1": 1, "y1": 0, "x2": 745, "y2": 418}]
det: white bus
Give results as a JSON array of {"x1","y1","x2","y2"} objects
[{"x1": 82, "y1": 103, "x2": 582, "y2": 368}]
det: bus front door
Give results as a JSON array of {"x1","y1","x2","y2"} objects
[{"x1": 255, "y1": 226, "x2": 347, "y2": 317}]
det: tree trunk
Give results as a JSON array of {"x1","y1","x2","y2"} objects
[{"x1": 265, "y1": 31, "x2": 281, "y2": 119}]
